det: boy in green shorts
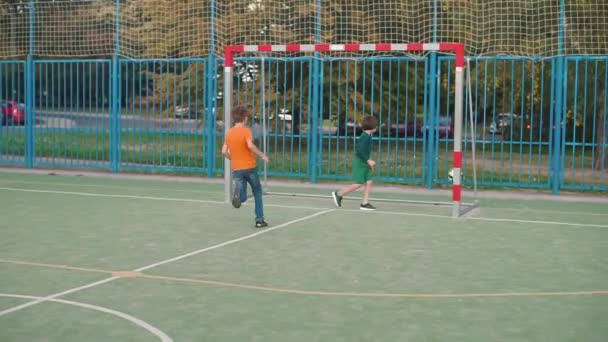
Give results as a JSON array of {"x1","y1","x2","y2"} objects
[{"x1": 332, "y1": 115, "x2": 378, "y2": 211}]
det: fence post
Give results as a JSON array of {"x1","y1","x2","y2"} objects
[
  {"x1": 551, "y1": 0, "x2": 567, "y2": 194},
  {"x1": 206, "y1": 54, "x2": 217, "y2": 177},
  {"x1": 110, "y1": 0, "x2": 121, "y2": 173},
  {"x1": 425, "y1": 54, "x2": 439, "y2": 189},
  {"x1": 110, "y1": 55, "x2": 121, "y2": 173},
  {"x1": 24, "y1": 0, "x2": 35, "y2": 169},
  {"x1": 206, "y1": 0, "x2": 217, "y2": 177},
  {"x1": 552, "y1": 58, "x2": 565, "y2": 195},
  {"x1": 425, "y1": 0, "x2": 440, "y2": 189},
  {"x1": 25, "y1": 56, "x2": 34, "y2": 169},
  {"x1": 309, "y1": 59, "x2": 320, "y2": 184},
  {"x1": 307, "y1": 0, "x2": 323, "y2": 183}
]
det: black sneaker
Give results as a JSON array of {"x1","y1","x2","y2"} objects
[
  {"x1": 231, "y1": 185, "x2": 241, "y2": 208},
  {"x1": 360, "y1": 203, "x2": 377, "y2": 211},
  {"x1": 255, "y1": 220, "x2": 268, "y2": 228},
  {"x1": 332, "y1": 191, "x2": 343, "y2": 208}
]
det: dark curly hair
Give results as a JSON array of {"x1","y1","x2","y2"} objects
[
  {"x1": 232, "y1": 106, "x2": 250, "y2": 124},
  {"x1": 361, "y1": 115, "x2": 378, "y2": 131}
]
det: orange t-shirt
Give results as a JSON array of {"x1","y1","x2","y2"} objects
[{"x1": 225, "y1": 126, "x2": 257, "y2": 171}]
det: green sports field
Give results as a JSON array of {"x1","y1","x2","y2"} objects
[{"x1": 0, "y1": 170, "x2": 607, "y2": 341}]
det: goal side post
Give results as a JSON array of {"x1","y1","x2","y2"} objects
[{"x1": 223, "y1": 43, "x2": 470, "y2": 217}]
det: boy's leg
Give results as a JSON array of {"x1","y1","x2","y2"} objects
[
  {"x1": 232, "y1": 170, "x2": 246, "y2": 208},
  {"x1": 332, "y1": 159, "x2": 366, "y2": 207},
  {"x1": 357, "y1": 162, "x2": 375, "y2": 210},
  {"x1": 239, "y1": 177, "x2": 248, "y2": 203},
  {"x1": 338, "y1": 183, "x2": 363, "y2": 197},
  {"x1": 245, "y1": 169, "x2": 266, "y2": 226},
  {"x1": 332, "y1": 183, "x2": 362, "y2": 208},
  {"x1": 360, "y1": 180, "x2": 376, "y2": 211},
  {"x1": 362, "y1": 180, "x2": 373, "y2": 204}
]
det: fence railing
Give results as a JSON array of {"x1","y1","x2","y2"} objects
[{"x1": 1, "y1": 56, "x2": 606, "y2": 192}]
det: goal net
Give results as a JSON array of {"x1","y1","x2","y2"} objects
[
  {"x1": 1, "y1": 0, "x2": 607, "y2": 59},
  {"x1": 222, "y1": 43, "x2": 479, "y2": 218}
]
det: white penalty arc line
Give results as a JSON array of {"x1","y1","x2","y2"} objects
[
  {"x1": 0, "y1": 208, "x2": 334, "y2": 317},
  {"x1": 0, "y1": 277, "x2": 118, "y2": 317},
  {"x1": 0, "y1": 293, "x2": 172, "y2": 342}
]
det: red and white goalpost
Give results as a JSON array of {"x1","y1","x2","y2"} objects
[{"x1": 223, "y1": 43, "x2": 477, "y2": 218}]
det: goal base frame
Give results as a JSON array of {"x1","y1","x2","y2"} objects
[{"x1": 266, "y1": 190, "x2": 479, "y2": 213}]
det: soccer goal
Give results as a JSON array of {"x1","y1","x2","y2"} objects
[{"x1": 223, "y1": 43, "x2": 479, "y2": 218}]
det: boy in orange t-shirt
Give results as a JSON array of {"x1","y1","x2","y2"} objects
[{"x1": 222, "y1": 106, "x2": 269, "y2": 228}]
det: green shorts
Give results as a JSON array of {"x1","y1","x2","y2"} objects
[{"x1": 352, "y1": 158, "x2": 372, "y2": 184}]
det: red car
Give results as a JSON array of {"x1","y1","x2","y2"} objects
[
  {"x1": 1, "y1": 100, "x2": 25, "y2": 125},
  {"x1": 423, "y1": 115, "x2": 454, "y2": 138},
  {"x1": 388, "y1": 120, "x2": 422, "y2": 137}
]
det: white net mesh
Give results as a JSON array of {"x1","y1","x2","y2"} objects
[
  {"x1": 35, "y1": 0, "x2": 115, "y2": 58},
  {"x1": 0, "y1": 0, "x2": 607, "y2": 59},
  {"x1": 120, "y1": 0, "x2": 214, "y2": 58},
  {"x1": 0, "y1": 1, "x2": 30, "y2": 58}
]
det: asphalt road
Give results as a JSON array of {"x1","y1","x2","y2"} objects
[
  {"x1": 36, "y1": 111, "x2": 203, "y2": 131},
  {"x1": 4, "y1": 111, "x2": 487, "y2": 142}
]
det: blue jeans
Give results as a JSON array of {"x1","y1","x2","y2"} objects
[{"x1": 233, "y1": 168, "x2": 265, "y2": 221}]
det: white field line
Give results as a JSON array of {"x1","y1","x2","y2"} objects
[
  {"x1": 0, "y1": 293, "x2": 173, "y2": 342},
  {"x1": 0, "y1": 178, "x2": 214, "y2": 195},
  {"x1": 0, "y1": 206, "x2": 334, "y2": 318},
  {"x1": 0, "y1": 187, "x2": 320, "y2": 211},
  {"x1": 0, "y1": 277, "x2": 118, "y2": 317},
  {"x1": 135, "y1": 209, "x2": 334, "y2": 272},
  {"x1": 1, "y1": 260, "x2": 607, "y2": 300},
  {"x1": 2, "y1": 178, "x2": 607, "y2": 217},
  {"x1": 1, "y1": 186, "x2": 607, "y2": 228}
]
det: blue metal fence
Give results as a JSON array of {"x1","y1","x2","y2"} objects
[
  {"x1": 32, "y1": 60, "x2": 111, "y2": 170},
  {"x1": 1, "y1": 56, "x2": 607, "y2": 192},
  {"x1": 0, "y1": 61, "x2": 26, "y2": 165}
]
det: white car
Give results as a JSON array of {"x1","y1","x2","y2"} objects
[{"x1": 489, "y1": 113, "x2": 520, "y2": 134}]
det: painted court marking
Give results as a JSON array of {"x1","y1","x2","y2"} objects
[
  {"x1": 0, "y1": 277, "x2": 120, "y2": 317},
  {"x1": 134, "y1": 209, "x2": 335, "y2": 272},
  {"x1": 1, "y1": 259, "x2": 607, "y2": 300},
  {"x1": 0, "y1": 187, "x2": 322, "y2": 211},
  {"x1": 0, "y1": 208, "x2": 334, "y2": 318},
  {"x1": 5, "y1": 177, "x2": 607, "y2": 217},
  {"x1": 0, "y1": 293, "x2": 172, "y2": 342},
  {"x1": 139, "y1": 274, "x2": 608, "y2": 299},
  {"x1": 1, "y1": 186, "x2": 607, "y2": 228},
  {"x1": 0, "y1": 178, "x2": 215, "y2": 195}
]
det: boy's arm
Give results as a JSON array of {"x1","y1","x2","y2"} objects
[
  {"x1": 221, "y1": 143, "x2": 231, "y2": 160},
  {"x1": 247, "y1": 138, "x2": 269, "y2": 162}
]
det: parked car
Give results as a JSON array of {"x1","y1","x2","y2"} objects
[
  {"x1": 250, "y1": 111, "x2": 274, "y2": 137},
  {"x1": 336, "y1": 113, "x2": 387, "y2": 137},
  {"x1": 488, "y1": 113, "x2": 523, "y2": 134},
  {"x1": 388, "y1": 120, "x2": 422, "y2": 137},
  {"x1": 174, "y1": 105, "x2": 202, "y2": 119},
  {"x1": 277, "y1": 108, "x2": 302, "y2": 134},
  {"x1": 423, "y1": 115, "x2": 453, "y2": 138},
  {"x1": 1, "y1": 100, "x2": 25, "y2": 125},
  {"x1": 338, "y1": 118, "x2": 363, "y2": 136}
]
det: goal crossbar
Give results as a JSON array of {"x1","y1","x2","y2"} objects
[{"x1": 223, "y1": 43, "x2": 475, "y2": 218}]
